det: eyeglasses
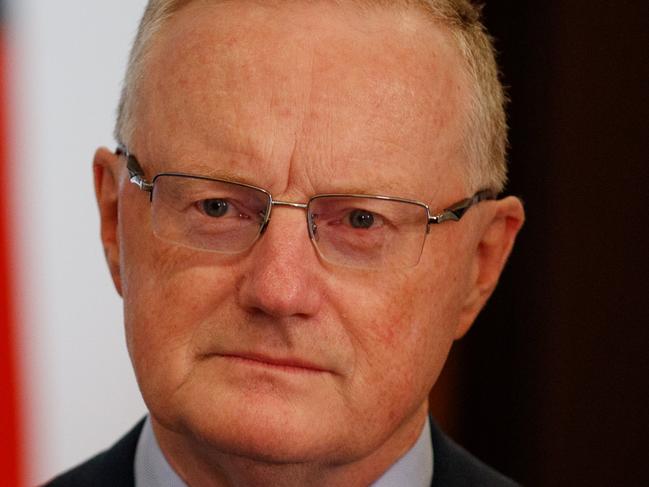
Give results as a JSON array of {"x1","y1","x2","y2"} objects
[{"x1": 116, "y1": 145, "x2": 496, "y2": 270}]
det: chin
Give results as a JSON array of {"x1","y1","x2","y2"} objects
[
  {"x1": 146, "y1": 372, "x2": 350, "y2": 464},
  {"x1": 177, "y1": 393, "x2": 348, "y2": 464}
]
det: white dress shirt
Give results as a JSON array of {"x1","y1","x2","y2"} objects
[{"x1": 135, "y1": 416, "x2": 433, "y2": 487}]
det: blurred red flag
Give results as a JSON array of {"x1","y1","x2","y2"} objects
[{"x1": 0, "y1": 1, "x2": 23, "y2": 484}]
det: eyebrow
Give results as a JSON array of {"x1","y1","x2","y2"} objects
[
  {"x1": 159, "y1": 162, "x2": 260, "y2": 187},
  {"x1": 151, "y1": 155, "x2": 431, "y2": 202},
  {"x1": 329, "y1": 183, "x2": 417, "y2": 198}
]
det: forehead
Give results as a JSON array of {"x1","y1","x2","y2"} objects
[{"x1": 135, "y1": 1, "x2": 469, "y2": 199}]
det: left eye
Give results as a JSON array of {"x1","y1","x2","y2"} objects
[
  {"x1": 348, "y1": 209, "x2": 376, "y2": 229},
  {"x1": 200, "y1": 199, "x2": 230, "y2": 217}
]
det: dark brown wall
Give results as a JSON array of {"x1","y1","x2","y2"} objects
[{"x1": 433, "y1": 2, "x2": 649, "y2": 485}]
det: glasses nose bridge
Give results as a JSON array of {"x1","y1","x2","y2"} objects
[
  {"x1": 259, "y1": 199, "x2": 311, "y2": 236},
  {"x1": 271, "y1": 200, "x2": 309, "y2": 210}
]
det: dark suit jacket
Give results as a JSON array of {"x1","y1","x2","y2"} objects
[{"x1": 44, "y1": 418, "x2": 519, "y2": 486}]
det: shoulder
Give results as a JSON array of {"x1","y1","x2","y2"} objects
[
  {"x1": 430, "y1": 419, "x2": 520, "y2": 487},
  {"x1": 42, "y1": 419, "x2": 145, "y2": 487}
]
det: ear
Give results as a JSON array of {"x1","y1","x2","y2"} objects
[
  {"x1": 94, "y1": 147, "x2": 124, "y2": 296},
  {"x1": 455, "y1": 196, "x2": 525, "y2": 338}
]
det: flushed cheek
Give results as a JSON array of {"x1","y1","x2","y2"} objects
[
  {"x1": 338, "y1": 270, "x2": 457, "y2": 402},
  {"x1": 346, "y1": 273, "x2": 440, "y2": 350},
  {"x1": 359, "y1": 303, "x2": 445, "y2": 387},
  {"x1": 130, "y1": 264, "x2": 233, "y2": 337},
  {"x1": 123, "y1": 249, "x2": 239, "y2": 392}
]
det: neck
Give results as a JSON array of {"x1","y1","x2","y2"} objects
[{"x1": 151, "y1": 404, "x2": 429, "y2": 487}]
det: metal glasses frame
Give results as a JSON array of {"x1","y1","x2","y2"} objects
[{"x1": 115, "y1": 144, "x2": 496, "y2": 239}]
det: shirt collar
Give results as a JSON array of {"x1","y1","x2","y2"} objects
[
  {"x1": 370, "y1": 416, "x2": 433, "y2": 487},
  {"x1": 135, "y1": 416, "x2": 433, "y2": 487},
  {"x1": 135, "y1": 417, "x2": 186, "y2": 487}
]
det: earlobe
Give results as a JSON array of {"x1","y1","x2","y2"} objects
[
  {"x1": 455, "y1": 196, "x2": 525, "y2": 339},
  {"x1": 94, "y1": 147, "x2": 124, "y2": 296}
]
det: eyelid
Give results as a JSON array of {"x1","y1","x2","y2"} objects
[
  {"x1": 196, "y1": 196, "x2": 266, "y2": 221},
  {"x1": 346, "y1": 209, "x2": 385, "y2": 225}
]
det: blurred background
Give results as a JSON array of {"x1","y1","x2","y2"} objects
[
  {"x1": 1, "y1": 1, "x2": 148, "y2": 485},
  {"x1": 430, "y1": 2, "x2": 649, "y2": 486},
  {"x1": 0, "y1": 1, "x2": 647, "y2": 486}
]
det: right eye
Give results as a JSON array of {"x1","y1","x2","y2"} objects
[
  {"x1": 348, "y1": 209, "x2": 376, "y2": 229},
  {"x1": 199, "y1": 198, "x2": 230, "y2": 218}
]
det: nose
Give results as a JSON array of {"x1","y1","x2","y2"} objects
[{"x1": 237, "y1": 207, "x2": 323, "y2": 319}]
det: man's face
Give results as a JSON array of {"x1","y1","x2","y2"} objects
[{"x1": 110, "y1": 1, "x2": 484, "y2": 465}]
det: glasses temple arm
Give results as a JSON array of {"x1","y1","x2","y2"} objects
[
  {"x1": 115, "y1": 144, "x2": 154, "y2": 193},
  {"x1": 429, "y1": 189, "x2": 497, "y2": 224}
]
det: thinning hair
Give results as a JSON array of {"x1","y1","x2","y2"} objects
[{"x1": 115, "y1": 0, "x2": 508, "y2": 191}]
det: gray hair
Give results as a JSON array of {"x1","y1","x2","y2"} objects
[{"x1": 115, "y1": 0, "x2": 508, "y2": 192}]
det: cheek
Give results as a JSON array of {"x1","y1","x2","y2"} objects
[
  {"x1": 118, "y1": 206, "x2": 239, "y2": 394},
  {"x1": 344, "y1": 231, "x2": 474, "y2": 392},
  {"x1": 338, "y1": 266, "x2": 458, "y2": 404},
  {"x1": 378, "y1": 289, "x2": 452, "y2": 379},
  {"x1": 125, "y1": 256, "x2": 234, "y2": 344},
  {"x1": 352, "y1": 258, "x2": 460, "y2": 351}
]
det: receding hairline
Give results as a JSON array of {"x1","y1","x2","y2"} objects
[
  {"x1": 116, "y1": 0, "x2": 508, "y2": 192},
  {"x1": 143, "y1": 0, "x2": 484, "y2": 37}
]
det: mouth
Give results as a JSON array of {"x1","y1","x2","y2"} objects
[{"x1": 216, "y1": 353, "x2": 331, "y2": 374}]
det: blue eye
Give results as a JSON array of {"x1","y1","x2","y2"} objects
[
  {"x1": 201, "y1": 199, "x2": 229, "y2": 217},
  {"x1": 349, "y1": 209, "x2": 375, "y2": 229}
]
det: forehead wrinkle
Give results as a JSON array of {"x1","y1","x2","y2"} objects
[
  {"x1": 285, "y1": 31, "x2": 463, "y2": 203},
  {"x1": 128, "y1": 144, "x2": 264, "y2": 188},
  {"x1": 146, "y1": 5, "x2": 360, "y2": 202},
  {"x1": 140, "y1": 1, "x2": 468, "y2": 205},
  {"x1": 163, "y1": 163, "x2": 263, "y2": 188}
]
